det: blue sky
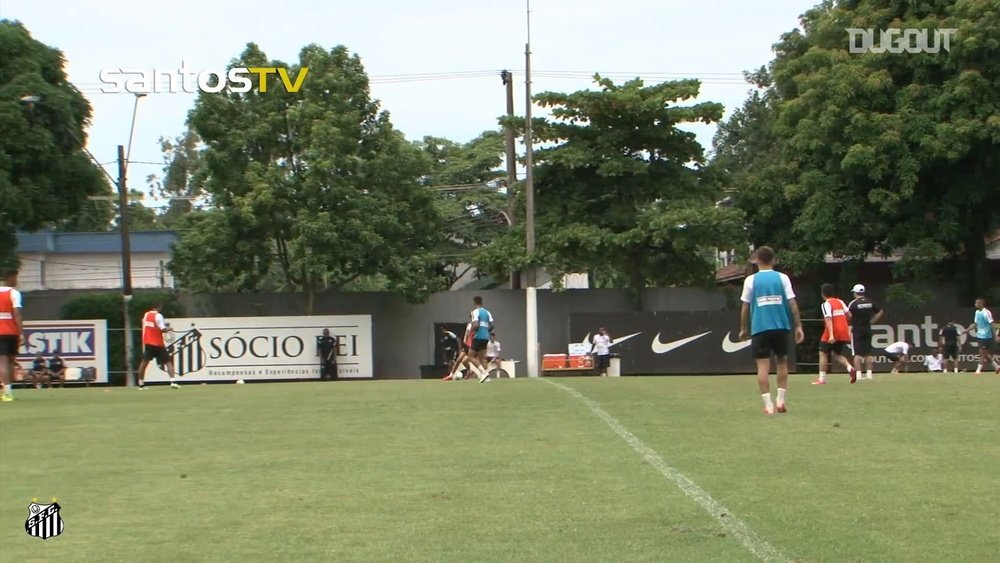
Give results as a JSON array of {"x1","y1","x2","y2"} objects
[{"x1": 2, "y1": 0, "x2": 814, "y2": 206}]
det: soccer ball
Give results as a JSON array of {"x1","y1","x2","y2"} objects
[
  {"x1": 454, "y1": 372, "x2": 464, "y2": 381},
  {"x1": 236, "y1": 379, "x2": 245, "y2": 385}
]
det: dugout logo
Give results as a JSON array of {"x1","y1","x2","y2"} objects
[
  {"x1": 25, "y1": 498, "x2": 64, "y2": 540},
  {"x1": 167, "y1": 328, "x2": 206, "y2": 376}
]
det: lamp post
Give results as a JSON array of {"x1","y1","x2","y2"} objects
[
  {"x1": 19, "y1": 92, "x2": 147, "y2": 386},
  {"x1": 524, "y1": 0, "x2": 540, "y2": 378}
]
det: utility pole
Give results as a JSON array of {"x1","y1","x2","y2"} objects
[
  {"x1": 118, "y1": 144, "x2": 136, "y2": 387},
  {"x1": 501, "y1": 70, "x2": 521, "y2": 290},
  {"x1": 524, "y1": 0, "x2": 540, "y2": 378}
]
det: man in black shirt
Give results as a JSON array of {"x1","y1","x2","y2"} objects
[
  {"x1": 28, "y1": 353, "x2": 48, "y2": 389},
  {"x1": 938, "y1": 321, "x2": 961, "y2": 373},
  {"x1": 48, "y1": 351, "x2": 66, "y2": 388},
  {"x1": 439, "y1": 327, "x2": 460, "y2": 366},
  {"x1": 316, "y1": 329, "x2": 337, "y2": 381},
  {"x1": 848, "y1": 284, "x2": 882, "y2": 380}
]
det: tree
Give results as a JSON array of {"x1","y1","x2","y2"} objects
[
  {"x1": 416, "y1": 132, "x2": 509, "y2": 287},
  {"x1": 169, "y1": 43, "x2": 445, "y2": 309},
  {"x1": 713, "y1": 0, "x2": 1000, "y2": 300},
  {"x1": 0, "y1": 20, "x2": 109, "y2": 268},
  {"x1": 478, "y1": 76, "x2": 745, "y2": 304},
  {"x1": 146, "y1": 129, "x2": 206, "y2": 230}
]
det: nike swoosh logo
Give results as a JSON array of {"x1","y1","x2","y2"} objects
[
  {"x1": 579, "y1": 332, "x2": 642, "y2": 347},
  {"x1": 721, "y1": 331, "x2": 752, "y2": 353},
  {"x1": 651, "y1": 331, "x2": 711, "y2": 354}
]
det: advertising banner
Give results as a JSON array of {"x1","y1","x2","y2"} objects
[
  {"x1": 144, "y1": 315, "x2": 373, "y2": 382},
  {"x1": 17, "y1": 320, "x2": 109, "y2": 383},
  {"x1": 569, "y1": 311, "x2": 788, "y2": 375}
]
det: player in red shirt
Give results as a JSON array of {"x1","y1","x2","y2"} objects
[
  {"x1": 0, "y1": 268, "x2": 24, "y2": 402},
  {"x1": 814, "y1": 283, "x2": 858, "y2": 385},
  {"x1": 136, "y1": 302, "x2": 177, "y2": 389}
]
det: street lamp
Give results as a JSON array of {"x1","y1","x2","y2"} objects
[{"x1": 19, "y1": 92, "x2": 147, "y2": 387}]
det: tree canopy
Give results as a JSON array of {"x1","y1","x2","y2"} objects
[
  {"x1": 0, "y1": 19, "x2": 109, "y2": 268},
  {"x1": 712, "y1": 0, "x2": 1000, "y2": 300},
  {"x1": 168, "y1": 43, "x2": 446, "y2": 308},
  {"x1": 477, "y1": 76, "x2": 744, "y2": 302}
]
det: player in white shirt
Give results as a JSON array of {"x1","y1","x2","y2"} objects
[
  {"x1": 590, "y1": 327, "x2": 612, "y2": 376},
  {"x1": 923, "y1": 352, "x2": 943, "y2": 373},
  {"x1": 884, "y1": 341, "x2": 910, "y2": 374},
  {"x1": 485, "y1": 332, "x2": 502, "y2": 370}
]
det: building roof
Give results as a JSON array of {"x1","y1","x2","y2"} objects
[{"x1": 16, "y1": 231, "x2": 178, "y2": 254}]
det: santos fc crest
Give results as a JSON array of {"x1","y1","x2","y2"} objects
[
  {"x1": 25, "y1": 498, "x2": 64, "y2": 540},
  {"x1": 166, "y1": 328, "x2": 205, "y2": 376}
]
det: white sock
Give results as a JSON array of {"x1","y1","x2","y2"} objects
[
  {"x1": 953, "y1": 368, "x2": 959, "y2": 373},
  {"x1": 818, "y1": 371, "x2": 827, "y2": 381},
  {"x1": 170, "y1": 377, "x2": 176, "y2": 384},
  {"x1": 866, "y1": 370, "x2": 872, "y2": 377},
  {"x1": 777, "y1": 388, "x2": 786, "y2": 404},
  {"x1": 761, "y1": 393, "x2": 774, "y2": 409},
  {"x1": 976, "y1": 365, "x2": 982, "y2": 373}
]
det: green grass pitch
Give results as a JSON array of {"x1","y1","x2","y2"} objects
[{"x1": 1, "y1": 374, "x2": 997, "y2": 562}]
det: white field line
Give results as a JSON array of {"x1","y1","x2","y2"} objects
[{"x1": 544, "y1": 379, "x2": 790, "y2": 563}]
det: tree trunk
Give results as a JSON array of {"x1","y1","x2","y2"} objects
[{"x1": 960, "y1": 229, "x2": 987, "y2": 303}]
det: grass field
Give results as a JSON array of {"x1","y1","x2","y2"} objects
[{"x1": 1, "y1": 374, "x2": 998, "y2": 562}]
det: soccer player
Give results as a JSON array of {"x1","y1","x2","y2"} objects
[
  {"x1": 590, "y1": 327, "x2": 612, "y2": 376},
  {"x1": 964, "y1": 298, "x2": 1000, "y2": 375},
  {"x1": 815, "y1": 283, "x2": 858, "y2": 385},
  {"x1": 136, "y1": 302, "x2": 176, "y2": 389},
  {"x1": 739, "y1": 246, "x2": 805, "y2": 415},
  {"x1": 884, "y1": 341, "x2": 910, "y2": 374},
  {"x1": 440, "y1": 327, "x2": 460, "y2": 367},
  {"x1": 938, "y1": 321, "x2": 961, "y2": 373},
  {"x1": 848, "y1": 283, "x2": 882, "y2": 380},
  {"x1": 469, "y1": 296, "x2": 494, "y2": 383},
  {"x1": 444, "y1": 322, "x2": 474, "y2": 380},
  {"x1": 0, "y1": 268, "x2": 23, "y2": 402},
  {"x1": 923, "y1": 352, "x2": 944, "y2": 373}
]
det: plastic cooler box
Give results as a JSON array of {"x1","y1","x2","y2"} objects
[
  {"x1": 569, "y1": 356, "x2": 593, "y2": 369},
  {"x1": 543, "y1": 354, "x2": 568, "y2": 369}
]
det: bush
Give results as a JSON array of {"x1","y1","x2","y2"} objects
[{"x1": 61, "y1": 293, "x2": 184, "y2": 385}]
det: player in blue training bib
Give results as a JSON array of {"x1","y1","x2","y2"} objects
[
  {"x1": 739, "y1": 246, "x2": 805, "y2": 415},
  {"x1": 965, "y1": 298, "x2": 999, "y2": 374}
]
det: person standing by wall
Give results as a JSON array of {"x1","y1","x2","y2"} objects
[
  {"x1": 590, "y1": 327, "x2": 612, "y2": 376},
  {"x1": 938, "y1": 321, "x2": 961, "y2": 374},
  {"x1": 317, "y1": 329, "x2": 338, "y2": 381}
]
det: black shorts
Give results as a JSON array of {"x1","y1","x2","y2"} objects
[
  {"x1": 943, "y1": 344, "x2": 959, "y2": 360},
  {"x1": 751, "y1": 330, "x2": 789, "y2": 359},
  {"x1": 143, "y1": 345, "x2": 170, "y2": 366},
  {"x1": 885, "y1": 352, "x2": 902, "y2": 362},
  {"x1": 472, "y1": 339, "x2": 489, "y2": 352},
  {"x1": 852, "y1": 332, "x2": 873, "y2": 356},
  {"x1": 0, "y1": 335, "x2": 18, "y2": 356},
  {"x1": 977, "y1": 338, "x2": 995, "y2": 351},
  {"x1": 596, "y1": 354, "x2": 611, "y2": 369},
  {"x1": 819, "y1": 341, "x2": 851, "y2": 356}
]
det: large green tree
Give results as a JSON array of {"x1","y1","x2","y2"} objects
[
  {"x1": 169, "y1": 43, "x2": 444, "y2": 308},
  {"x1": 714, "y1": 0, "x2": 999, "y2": 300},
  {"x1": 0, "y1": 20, "x2": 109, "y2": 267},
  {"x1": 417, "y1": 131, "x2": 509, "y2": 287},
  {"x1": 478, "y1": 76, "x2": 745, "y2": 303}
]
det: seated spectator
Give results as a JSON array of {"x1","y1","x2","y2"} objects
[
  {"x1": 28, "y1": 353, "x2": 49, "y2": 389},
  {"x1": 47, "y1": 352, "x2": 66, "y2": 388}
]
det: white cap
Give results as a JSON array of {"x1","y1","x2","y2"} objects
[{"x1": 852, "y1": 284, "x2": 865, "y2": 294}]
